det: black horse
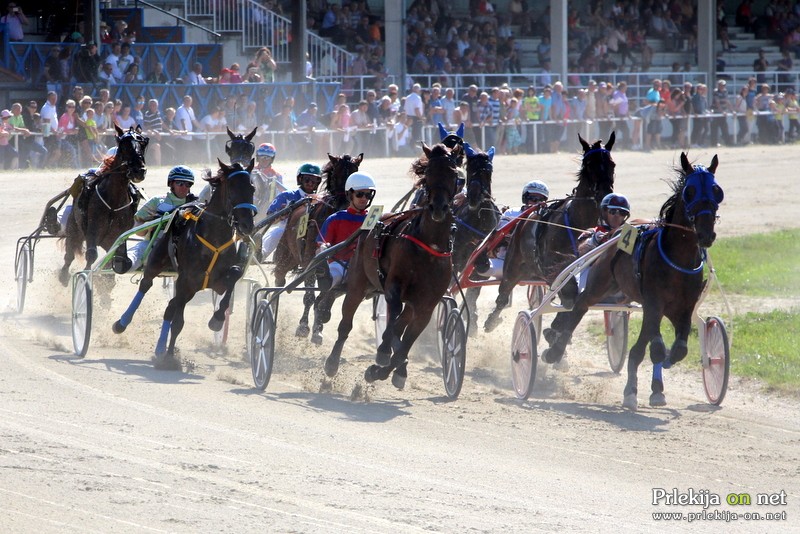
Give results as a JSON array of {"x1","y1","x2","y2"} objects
[
  {"x1": 59, "y1": 125, "x2": 148, "y2": 286},
  {"x1": 225, "y1": 127, "x2": 257, "y2": 165},
  {"x1": 452, "y1": 143, "x2": 500, "y2": 333},
  {"x1": 323, "y1": 143, "x2": 461, "y2": 389},
  {"x1": 542, "y1": 153, "x2": 723, "y2": 410},
  {"x1": 112, "y1": 159, "x2": 257, "y2": 370},
  {"x1": 484, "y1": 132, "x2": 616, "y2": 331}
]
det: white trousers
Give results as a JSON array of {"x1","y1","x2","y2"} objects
[{"x1": 261, "y1": 219, "x2": 287, "y2": 261}]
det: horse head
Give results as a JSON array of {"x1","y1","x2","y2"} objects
[
  {"x1": 577, "y1": 131, "x2": 616, "y2": 205},
  {"x1": 463, "y1": 142, "x2": 494, "y2": 210},
  {"x1": 675, "y1": 152, "x2": 723, "y2": 248},
  {"x1": 115, "y1": 124, "x2": 149, "y2": 183},
  {"x1": 420, "y1": 142, "x2": 460, "y2": 223},
  {"x1": 323, "y1": 152, "x2": 363, "y2": 196},
  {"x1": 225, "y1": 127, "x2": 257, "y2": 166},
  {"x1": 438, "y1": 122, "x2": 466, "y2": 168},
  {"x1": 213, "y1": 158, "x2": 257, "y2": 237}
]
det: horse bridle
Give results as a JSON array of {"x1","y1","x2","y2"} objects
[
  {"x1": 218, "y1": 168, "x2": 258, "y2": 232},
  {"x1": 113, "y1": 131, "x2": 149, "y2": 182},
  {"x1": 682, "y1": 167, "x2": 724, "y2": 223},
  {"x1": 226, "y1": 137, "x2": 255, "y2": 166}
]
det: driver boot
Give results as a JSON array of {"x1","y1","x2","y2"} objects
[{"x1": 315, "y1": 262, "x2": 333, "y2": 291}]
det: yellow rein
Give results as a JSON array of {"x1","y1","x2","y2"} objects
[{"x1": 184, "y1": 209, "x2": 236, "y2": 290}]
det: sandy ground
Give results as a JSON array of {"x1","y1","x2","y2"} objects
[{"x1": 1, "y1": 144, "x2": 799, "y2": 532}]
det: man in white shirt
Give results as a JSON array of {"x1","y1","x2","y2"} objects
[
  {"x1": 39, "y1": 91, "x2": 61, "y2": 166},
  {"x1": 103, "y1": 42, "x2": 123, "y2": 82},
  {"x1": 174, "y1": 95, "x2": 200, "y2": 161},
  {"x1": 403, "y1": 83, "x2": 424, "y2": 144},
  {"x1": 187, "y1": 62, "x2": 207, "y2": 85},
  {"x1": 117, "y1": 43, "x2": 135, "y2": 77}
]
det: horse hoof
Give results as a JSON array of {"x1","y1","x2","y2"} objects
[
  {"x1": 391, "y1": 371, "x2": 406, "y2": 390},
  {"x1": 375, "y1": 350, "x2": 391, "y2": 367},
  {"x1": 483, "y1": 314, "x2": 501, "y2": 333},
  {"x1": 364, "y1": 365, "x2": 378, "y2": 383},
  {"x1": 112, "y1": 320, "x2": 126, "y2": 334},
  {"x1": 649, "y1": 392, "x2": 667, "y2": 407},
  {"x1": 208, "y1": 317, "x2": 224, "y2": 332},
  {"x1": 311, "y1": 332, "x2": 323, "y2": 345},
  {"x1": 295, "y1": 323, "x2": 310, "y2": 338},
  {"x1": 58, "y1": 270, "x2": 70, "y2": 287},
  {"x1": 153, "y1": 354, "x2": 181, "y2": 371},
  {"x1": 622, "y1": 394, "x2": 638, "y2": 411},
  {"x1": 542, "y1": 347, "x2": 563, "y2": 364},
  {"x1": 324, "y1": 355, "x2": 340, "y2": 377}
]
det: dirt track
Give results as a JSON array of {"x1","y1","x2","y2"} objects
[{"x1": 1, "y1": 144, "x2": 798, "y2": 532}]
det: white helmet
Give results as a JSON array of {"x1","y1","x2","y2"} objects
[
  {"x1": 106, "y1": 146, "x2": 117, "y2": 157},
  {"x1": 523, "y1": 180, "x2": 549, "y2": 203},
  {"x1": 345, "y1": 171, "x2": 376, "y2": 192}
]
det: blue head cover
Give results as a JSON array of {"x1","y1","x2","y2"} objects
[
  {"x1": 438, "y1": 122, "x2": 465, "y2": 149},
  {"x1": 683, "y1": 165, "x2": 724, "y2": 219}
]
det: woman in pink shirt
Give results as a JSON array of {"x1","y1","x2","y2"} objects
[{"x1": 57, "y1": 99, "x2": 80, "y2": 168}]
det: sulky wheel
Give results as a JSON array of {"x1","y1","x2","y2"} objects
[
  {"x1": 71, "y1": 272, "x2": 93, "y2": 358},
  {"x1": 510, "y1": 310, "x2": 538, "y2": 400},
  {"x1": 250, "y1": 300, "x2": 276, "y2": 391},
  {"x1": 441, "y1": 308, "x2": 467, "y2": 400},
  {"x1": 605, "y1": 310, "x2": 629, "y2": 374},
  {"x1": 373, "y1": 294, "x2": 388, "y2": 350},
  {"x1": 526, "y1": 284, "x2": 545, "y2": 344},
  {"x1": 15, "y1": 242, "x2": 31, "y2": 314},
  {"x1": 435, "y1": 297, "x2": 456, "y2": 362},
  {"x1": 702, "y1": 316, "x2": 730, "y2": 406},
  {"x1": 244, "y1": 280, "x2": 262, "y2": 357}
]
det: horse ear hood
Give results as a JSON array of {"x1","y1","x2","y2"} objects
[
  {"x1": 463, "y1": 142, "x2": 476, "y2": 158},
  {"x1": 487, "y1": 146, "x2": 495, "y2": 161},
  {"x1": 438, "y1": 122, "x2": 449, "y2": 141}
]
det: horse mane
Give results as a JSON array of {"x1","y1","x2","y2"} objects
[{"x1": 659, "y1": 167, "x2": 689, "y2": 222}]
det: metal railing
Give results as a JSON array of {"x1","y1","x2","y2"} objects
[{"x1": 183, "y1": 0, "x2": 352, "y2": 76}]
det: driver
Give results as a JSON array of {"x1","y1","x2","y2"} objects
[
  {"x1": 476, "y1": 179, "x2": 549, "y2": 278},
  {"x1": 259, "y1": 162, "x2": 322, "y2": 263},
  {"x1": 315, "y1": 171, "x2": 377, "y2": 291},
  {"x1": 112, "y1": 165, "x2": 197, "y2": 274},
  {"x1": 581, "y1": 193, "x2": 631, "y2": 249}
]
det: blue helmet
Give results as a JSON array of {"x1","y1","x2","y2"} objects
[
  {"x1": 600, "y1": 193, "x2": 630, "y2": 213},
  {"x1": 167, "y1": 165, "x2": 195, "y2": 186},
  {"x1": 256, "y1": 142, "x2": 276, "y2": 159}
]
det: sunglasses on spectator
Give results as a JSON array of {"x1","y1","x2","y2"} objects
[
  {"x1": 605, "y1": 208, "x2": 627, "y2": 216},
  {"x1": 352, "y1": 190, "x2": 374, "y2": 199}
]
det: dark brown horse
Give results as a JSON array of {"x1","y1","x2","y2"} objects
[
  {"x1": 272, "y1": 152, "x2": 363, "y2": 339},
  {"x1": 452, "y1": 143, "x2": 500, "y2": 333},
  {"x1": 483, "y1": 132, "x2": 616, "y2": 332},
  {"x1": 542, "y1": 153, "x2": 723, "y2": 410},
  {"x1": 224, "y1": 126, "x2": 257, "y2": 165},
  {"x1": 59, "y1": 125, "x2": 148, "y2": 285},
  {"x1": 112, "y1": 160, "x2": 257, "y2": 370},
  {"x1": 323, "y1": 143, "x2": 461, "y2": 389}
]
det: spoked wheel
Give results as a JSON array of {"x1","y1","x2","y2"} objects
[
  {"x1": 244, "y1": 280, "x2": 262, "y2": 356},
  {"x1": 71, "y1": 272, "x2": 93, "y2": 358},
  {"x1": 441, "y1": 308, "x2": 467, "y2": 400},
  {"x1": 526, "y1": 285, "x2": 544, "y2": 344},
  {"x1": 511, "y1": 310, "x2": 538, "y2": 400},
  {"x1": 604, "y1": 311, "x2": 629, "y2": 374},
  {"x1": 250, "y1": 300, "x2": 276, "y2": 391},
  {"x1": 373, "y1": 294, "x2": 388, "y2": 350},
  {"x1": 702, "y1": 316, "x2": 730, "y2": 405},
  {"x1": 15, "y1": 243, "x2": 31, "y2": 314},
  {"x1": 435, "y1": 298, "x2": 456, "y2": 361}
]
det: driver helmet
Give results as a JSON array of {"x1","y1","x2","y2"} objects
[
  {"x1": 256, "y1": 142, "x2": 276, "y2": 159},
  {"x1": 345, "y1": 171, "x2": 377, "y2": 206},
  {"x1": 522, "y1": 180, "x2": 549, "y2": 204},
  {"x1": 600, "y1": 193, "x2": 630, "y2": 221},
  {"x1": 167, "y1": 165, "x2": 195, "y2": 186},
  {"x1": 106, "y1": 146, "x2": 117, "y2": 158},
  {"x1": 296, "y1": 162, "x2": 322, "y2": 185}
]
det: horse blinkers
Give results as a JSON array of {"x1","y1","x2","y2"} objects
[{"x1": 119, "y1": 131, "x2": 148, "y2": 183}]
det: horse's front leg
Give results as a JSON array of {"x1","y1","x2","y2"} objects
[
  {"x1": 465, "y1": 287, "x2": 481, "y2": 337},
  {"x1": 295, "y1": 277, "x2": 316, "y2": 338},
  {"x1": 484, "y1": 274, "x2": 517, "y2": 332},
  {"x1": 154, "y1": 296, "x2": 184, "y2": 370},
  {"x1": 376, "y1": 283, "x2": 404, "y2": 366},
  {"x1": 83, "y1": 222, "x2": 99, "y2": 270},
  {"x1": 112, "y1": 274, "x2": 155, "y2": 334},
  {"x1": 385, "y1": 299, "x2": 438, "y2": 390},
  {"x1": 59, "y1": 216, "x2": 82, "y2": 286},
  {"x1": 623, "y1": 307, "x2": 663, "y2": 411}
]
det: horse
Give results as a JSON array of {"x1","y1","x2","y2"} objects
[
  {"x1": 225, "y1": 126, "x2": 257, "y2": 165},
  {"x1": 452, "y1": 143, "x2": 500, "y2": 334},
  {"x1": 272, "y1": 152, "x2": 363, "y2": 340},
  {"x1": 541, "y1": 153, "x2": 723, "y2": 410},
  {"x1": 59, "y1": 125, "x2": 149, "y2": 286},
  {"x1": 483, "y1": 132, "x2": 616, "y2": 332},
  {"x1": 323, "y1": 142, "x2": 461, "y2": 389},
  {"x1": 112, "y1": 160, "x2": 257, "y2": 370}
]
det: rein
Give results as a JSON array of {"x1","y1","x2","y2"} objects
[
  {"x1": 400, "y1": 233, "x2": 452, "y2": 257},
  {"x1": 656, "y1": 228, "x2": 705, "y2": 275}
]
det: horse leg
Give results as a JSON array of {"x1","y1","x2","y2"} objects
[
  {"x1": 465, "y1": 287, "x2": 481, "y2": 337},
  {"x1": 540, "y1": 300, "x2": 590, "y2": 364},
  {"x1": 324, "y1": 287, "x2": 365, "y2": 377},
  {"x1": 311, "y1": 290, "x2": 337, "y2": 345},
  {"x1": 59, "y1": 216, "x2": 82, "y2": 286},
  {"x1": 623, "y1": 308, "x2": 662, "y2": 410},
  {"x1": 484, "y1": 275, "x2": 517, "y2": 332},
  {"x1": 295, "y1": 278, "x2": 315, "y2": 338},
  {"x1": 649, "y1": 311, "x2": 693, "y2": 407},
  {"x1": 376, "y1": 284, "x2": 403, "y2": 366},
  {"x1": 112, "y1": 275, "x2": 155, "y2": 333}
]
